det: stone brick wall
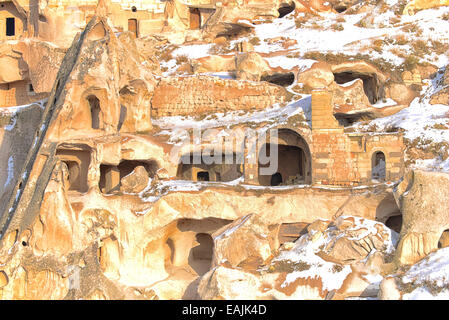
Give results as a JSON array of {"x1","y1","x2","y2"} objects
[
  {"x1": 353, "y1": 133, "x2": 405, "y2": 183},
  {"x1": 311, "y1": 89, "x2": 341, "y2": 130},
  {"x1": 308, "y1": 90, "x2": 404, "y2": 186},
  {"x1": 0, "y1": 80, "x2": 47, "y2": 107},
  {"x1": 151, "y1": 76, "x2": 287, "y2": 117},
  {"x1": 312, "y1": 130, "x2": 357, "y2": 185}
]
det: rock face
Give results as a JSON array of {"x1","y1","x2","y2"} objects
[
  {"x1": 385, "y1": 83, "x2": 418, "y2": 106},
  {"x1": 235, "y1": 52, "x2": 272, "y2": 81},
  {"x1": 0, "y1": 104, "x2": 45, "y2": 225},
  {"x1": 331, "y1": 79, "x2": 372, "y2": 114},
  {"x1": 212, "y1": 214, "x2": 279, "y2": 269},
  {"x1": 394, "y1": 170, "x2": 449, "y2": 265},
  {"x1": 0, "y1": 46, "x2": 28, "y2": 84},
  {"x1": 403, "y1": 0, "x2": 449, "y2": 15},
  {"x1": 198, "y1": 266, "x2": 263, "y2": 300},
  {"x1": 193, "y1": 55, "x2": 236, "y2": 74},
  {"x1": 151, "y1": 76, "x2": 288, "y2": 117},
  {"x1": 120, "y1": 166, "x2": 149, "y2": 194},
  {"x1": 316, "y1": 216, "x2": 397, "y2": 265},
  {"x1": 297, "y1": 61, "x2": 335, "y2": 90},
  {"x1": 0, "y1": 0, "x2": 437, "y2": 302},
  {"x1": 199, "y1": 215, "x2": 398, "y2": 300}
]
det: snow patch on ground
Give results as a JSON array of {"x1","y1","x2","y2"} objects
[
  {"x1": 396, "y1": 247, "x2": 449, "y2": 299},
  {"x1": 272, "y1": 231, "x2": 353, "y2": 292},
  {"x1": 271, "y1": 216, "x2": 398, "y2": 293}
]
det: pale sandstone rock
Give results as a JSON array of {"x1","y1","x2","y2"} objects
[
  {"x1": 212, "y1": 214, "x2": 279, "y2": 269},
  {"x1": 235, "y1": 52, "x2": 272, "y2": 81},
  {"x1": 15, "y1": 40, "x2": 66, "y2": 94},
  {"x1": 120, "y1": 166, "x2": 149, "y2": 194},
  {"x1": 24, "y1": 269, "x2": 69, "y2": 300},
  {"x1": 0, "y1": 271, "x2": 8, "y2": 288},
  {"x1": 430, "y1": 88, "x2": 449, "y2": 105},
  {"x1": 307, "y1": 219, "x2": 331, "y2": 234},
  {"x1": 213, "y1": 36, "x2": 228, "y2": 45},
  {"x1": 0, "y1": 46, "x2": 28, "y2": 84},
  {"x1": 394, "y1": 170, "x2": 449, "y2": 265},
  {"x1": 331, "y1": 79, "x2": 372, "y2": 114},
  {"x1": 296, "y1": 0, "x2": 333, "y2": 13},
  {"x1": 316, "y1": 216, "x2": 396, "y2": 265},
  {"x1": 198, "y1": 266, "x2": 262, "y2": 300},
  {"x1": 297, "y1": 61, "x2": 335, "y2": 90},
  {"x1": 335, "y1": 268, "x2": 374, "y2": 299},
  {"x1": 385, "y1": 82, "x2": 418, "y2": 106},
  {"x1": 156, "y1": 168, "x2": 170, "y2": 180},
  {"x1": 403, "y1": 0, "x2": 449, "y2": 15},
  {"x1": 378, "y1": 277, "x2": 402, "y2": 300},
  {"x1": 307, "y1": 219, "x2": 331, "y2": 242},
  {"x1": 193, "y1": 55, "x2": 236, "y2": 74}
]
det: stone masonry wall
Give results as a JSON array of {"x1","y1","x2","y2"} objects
[
  {"x1": 312, "y1": 130, "x2": 357, "y2": 186},
  {"x1": 355, "y1": 133, "x2": 405, "y2": 183},
  {"x1": 151, "y1": 76, "x2": 288, "y2": 117}
]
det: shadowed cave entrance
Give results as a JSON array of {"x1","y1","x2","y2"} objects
[
  {"x1": 261, "y1": 72, "x2": 295, "y2": 87},
  {"x1": 258, "y1": 129, "x2": 311, "y2": 186},
  {"x1": 164, "y1": 218, "x2": 232, "y2": 276},
  {"x1": 99, "y1": 160, "x2": 158, "y2": 194},
  {"x1": 278, "y1": 2, "x2": 296, "y2": 18},
  {"x1": 385, "y1": 214, "x2": 402, "y2": 234},
  {"x1": 56, "y1": 148, "x2": 91, "y2": 193},
  {"x1": 334, "y1": 4, "x2": 347, "y2": 13},
  {"x1": 189, "y1": 233, "x2": 214, "y2": 275},
  {"x1": 333, "y1": 71, "x2": 384, "y2": 104},
  {"x1": 177, "y1": 152, "x2": 243, "y2": 182}
]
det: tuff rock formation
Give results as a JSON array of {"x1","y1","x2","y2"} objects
[{"x1": 0, "y1": 0, "x2": 448, "y2": 301}]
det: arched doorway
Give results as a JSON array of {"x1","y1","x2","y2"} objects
[
  {"x1": 258, "y1": 129, "x2": 311, "y2": 186},
  {"x1": 372, "y1": 151, "x2": 386, "y2": 181}
]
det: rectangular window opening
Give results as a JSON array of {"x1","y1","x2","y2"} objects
[{"x1": 6, "y1": 17, "x2": 15, "y2": 36}]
